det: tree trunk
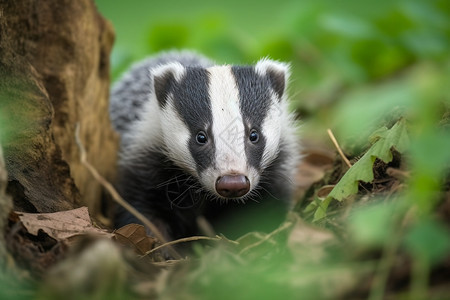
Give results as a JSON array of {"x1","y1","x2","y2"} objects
[
  {"x1": 0, "y1": 144, "x2": 11, "y2": 261},
  {"x1": 0, "y1": 0, "x2": 117, "y2": 218}
]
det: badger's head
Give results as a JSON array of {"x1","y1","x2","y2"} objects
[{"x1": 151, "y1": 59, "x2": 293, "y2": 201}]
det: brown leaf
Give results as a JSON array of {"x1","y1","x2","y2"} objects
[
  {"x1": 288, "y1": 216, "x2": 336, "y2": 263},
  {"x1": 317, "y1": 185, "x2": 335, "y2": 199},
  {"x1": 114, "y1": 224, "x2": 156, "y2": 255},
  {"x1": 296, "y1": 148, "x2": 335, "y2": 189},
  {"x1": 17, "y1": 207, "x2": 112, "y2": 241},
  {"x1": 303, "y1": 149, "x2": 335, "y2": 166}
]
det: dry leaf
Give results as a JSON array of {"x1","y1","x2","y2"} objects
[
  {"x1": 303, "y1": 149, "x2": 335, "y2": 167},
  {"x1": 17, "y1": 206, "x2": 112, "y2": 240},
  {"x1": 288, "y1": 216, "x2": 336, "y2": 263},
  {"x1": 114, "y1": 223, "x2": 157, "y2": 255},
  {"x1": 317, "y1": 185, "x2": 335, "y2": 199},
  {"x1": 296, "y1": 148, "x2": 335, "y2": 189}
]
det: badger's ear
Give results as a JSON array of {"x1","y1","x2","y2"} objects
[
  {"x1": 152, "y1": 62, "x2": 185, "y2": 107},
  {"x1": 255, "y1": 59, "x2": 290, "y2": 99}
]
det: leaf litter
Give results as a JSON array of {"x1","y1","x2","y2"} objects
[
  {"x1": 3, "y1": 117, "x2": 450, "y2": 299},
  {"x1": 17, "y1": 207, "x2": 113, "y2": 241}
]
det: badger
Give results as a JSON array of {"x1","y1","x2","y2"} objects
[{"x1": 110, "y1": 51, "x2": 299, "y2": 241}]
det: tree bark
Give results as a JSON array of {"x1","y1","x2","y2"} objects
[
  {"x1": 0, "y1": 0, "x2": 117, "y2": 217},
  {"x1": 0, "y1": 144, "x2": 11, "y2": 260}
]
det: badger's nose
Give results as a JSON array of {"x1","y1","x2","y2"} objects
[{"x1": 215, "y1": 175, "x2": 250, "y2": 198}]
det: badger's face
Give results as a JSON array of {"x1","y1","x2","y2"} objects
[{"x1": 152, "y1": 59, "x2": 290, "y2": 201}]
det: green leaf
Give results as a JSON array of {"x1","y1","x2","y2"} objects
[
  {"x1": 314, "y1": 119, "x2": 409, "y2": 221},
  {"x1": 313, "y1": 197, "x2": 332, "y2": 221},
  {"x1": 348, "y1": 201, "x2": 399, "y2": 247},
  {"x1": 404, "y1": 218, "x2": 450, "y2": 264}
]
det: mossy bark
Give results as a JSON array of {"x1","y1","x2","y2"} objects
[{"x1": 0, "y1": 0, "x2": 117, "y2": 217}]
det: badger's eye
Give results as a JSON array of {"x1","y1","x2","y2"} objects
[
  {"x1": 196, "y1": 131, "x2": 208, "y2": 144},
  {"x1": 249, "y1": 129, "x2": 259, "y2": 143}
]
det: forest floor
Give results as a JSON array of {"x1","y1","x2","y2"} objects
[{"x1": 2, "y1": 121, "x2": 450, "y2": 299}]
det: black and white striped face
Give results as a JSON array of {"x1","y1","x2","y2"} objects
[{"x1": 152, "y1": 59, "x2": 290, "y2": 200}]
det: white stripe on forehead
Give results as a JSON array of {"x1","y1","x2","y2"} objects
[{"x1": 207, "y1": 66, "x2": 247, "y2": 174}]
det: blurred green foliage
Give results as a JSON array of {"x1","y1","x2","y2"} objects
[
  {"x1": 97, "y1": 0, "x2": 449, "y2": 145},
  {"x1": 96, "y1": 0, "x2": 449, "y2": 102},
  {"x1": 94, "y1": 0, "x2": 449, "y2": 298}
]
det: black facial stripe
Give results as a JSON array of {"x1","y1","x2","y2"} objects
[
  {"x1": 266, "y1": 68, "x2": 285, "y2": 100},
  {"x1": 231, "y1": 66, "x2": 272, "y2": 169},
  {"x1": 154, "y1": 71, "x2": 175, "y2": 108},
  {"x1": 171, "y1": 67, "x2": 215, "y2": 173}
]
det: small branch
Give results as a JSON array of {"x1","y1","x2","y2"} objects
[
  {"x1": 75, "y1": 124, "x2": 182, "y2": 260},
  {"x1": 327, "y1": 128, "x2": 352, "y2": 168},
  {"x1": 145, "y1": 235, "x2": 228, "y2": 257},
  {"x1": 386, "y1": 167, "x2": 410, "y2": 180},
  {"x1": 239, "y1": 221, "x2": 293, "y2": 255}
]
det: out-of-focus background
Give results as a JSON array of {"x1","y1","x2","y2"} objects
[{"x1": 96, "y1": 0, "x2": 448, "y2": 142}]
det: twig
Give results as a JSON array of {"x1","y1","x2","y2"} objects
[
  {"x1": 145, "y1": 235, "x2": 227, "y2": 256},
  {"x1": 239, "y1": 221, "x2": 293, "y2": 255},
  {"x1": 75, "y1": 124, "x2": 182, "y2": 260},
  {"x1": 369, "y1": 205, "x2": 410, "y2": 300},
  {"x1": 386, "y1": 167, "x2": 410, "y2": 180},
  {"x1": 327, "y1": 128, "x2": 352, "y2": 168}
]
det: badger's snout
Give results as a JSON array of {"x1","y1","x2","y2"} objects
[{"x1": 215, "y1": 174, "x2": 250, "y2": 198}]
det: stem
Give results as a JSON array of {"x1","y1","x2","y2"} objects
[
  {"x1": 75, "y1": 124, "x2": 182, "y2": 260},
  {"x1": 327, "y1": 128, "x2": 352, "y2": 168},
  {"x1": 145, "y1": 235, "x2": 228, "y2": 256},
  {"x1": 410, "y1": 255, "x2": 429, "y2": 300},
  {"x1": 369, "y1": 205, "x2": 410, "y2": 300}
]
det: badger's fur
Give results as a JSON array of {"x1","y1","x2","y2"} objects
[{"x1": 110, "y1": 51, "x2": 299, "y2": 241}]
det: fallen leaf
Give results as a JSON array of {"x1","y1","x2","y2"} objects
[
  {"x1": 114, "y1": 224, "x2": 157, "y2": 255},
  {"x1": 17, "y1": 207, "x2": 112, "y2": 240},
  {"x1": 303, "y1": 149, "x2": 335, "y2": 167},
  {"x1": 297, "y1": 148, "x2": 335, "y2": 189},
  {"x1": 317, "y1": 185, "x2": 335, "y2": 199},
  {"x1": 288, "y1": 216, "x2": 336, "y2": 264}
]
